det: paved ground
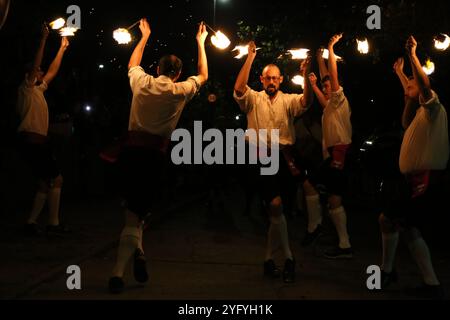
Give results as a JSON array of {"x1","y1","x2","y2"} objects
[{"x1": 2, "y1": 179, "x2": 449, "y2": 301}]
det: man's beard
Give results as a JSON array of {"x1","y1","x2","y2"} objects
[{"x1": 265, "y1": 85, "x2": 278, "y2": 97}]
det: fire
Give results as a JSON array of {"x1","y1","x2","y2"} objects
[
  {"x1": 288, "y1": 49, "x2": 310, "y2": 60},
  {"x1": 232, "y1": 45, "x2": 261, "y2": 59},
  {"x1": 49, "y1": 18, "x2": 66, "y2": 30},
  {"x1": 113, "y1": 28, "x2": 132, "y2": 45},
  {"x1": 434, "y1": 34, "x2": 450, "y2": 51},
  {"x1": 322, "y1": 49, "x2": 343, "y2": 62},
  {"x1": 211, "y1": 31, "x2": 231, "y2": 50},
  {"x1": 422, "y1": 59, "x2": 435, "y2": 75},
  {"x1": 357, "y1": 38, "x2": 369, "y2": 54},
  {"x1": 59, "y1": 27, "x2": 78, "y2": 37},
  {"x1": 292, "y1": 75, "x2": 305, "y2": 88}
]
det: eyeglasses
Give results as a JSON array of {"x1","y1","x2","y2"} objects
[{"x1": 262, "y1": 76, "x2": 281, "y2": 82}]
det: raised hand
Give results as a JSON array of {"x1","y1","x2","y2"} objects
[
  {"x1": 196, "y1": 21, "x2": 208, "y2": 45},
  {"x1": 139, "y1": 18, "x2": 151, "y2": 39},
  {"x1": 248, "y1": 41, "x2": 257, "y2": 59},
  {"x1": 393, "y1": 57, "x2": 404, "y2": 74},
  {"x1": 42, "y1": 23, "x2": 50, "y2": 39},
  {"x1": 308, "y1": 72, "x2": 318, "y2": 87},
  {"x1": 329, "y1": 33, "x2": 343, "y2": 49},
  {"x1": 60, "y1": 37, "x2": 69, "y2": 51},
  {"x1": 406, "y1": 35, "x2": 417, "y2": 57}
]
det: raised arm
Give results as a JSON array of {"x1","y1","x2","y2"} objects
[
  {"x1": 234, "y1": 41, "x2": 257, "y2": 97},
  {"x1": 27, "y1": 24, "x2": 49, "y2": 84},
  {"x1": 328, "y1": 34, "x2": 342, "y2": 93},
  {"x1": 128, "y1": 18, "x2": 151, "y2": 70},
  {"x1": 42, "y1": 37, "x2": 69, "y2": 85},
  {"x1": 317, "y1": 48, "x2": 329, "y2": 80},
  {"x1": 406, "y1": 35, "x2": 433, "y2": 102},
  {"x1": 393, "y1": 57, "x2": 409, "y2": 93},
  {"x1": 195, "y1": 22, "x2": 208, "y2": 85},
  {"x1": 309, "y1": 72, "x2": 328, "y2": 109},
  {"x1": 300, "y1": 56, "x2": 313, "y2": 108}
]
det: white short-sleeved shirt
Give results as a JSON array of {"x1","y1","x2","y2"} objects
[
  {"x1": 322, "y1": 86, "x2": 352, "y2": 153},
  {"x1": 399, "y1": 91, "x2": 449, "y2": 174},
  {"x1": 233, "y1": 86, "x2": 308, "y2": 146},
  {"x1": 128, "y1": 66, "x2": 201, "y2": 139},
  {"x1": 17, "y1": 77, "x2": 49, "y2": 136}
]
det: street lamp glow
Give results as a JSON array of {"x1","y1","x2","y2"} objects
[{"x1": 85, "y1": 105, "x2": 92, "y2": 112}]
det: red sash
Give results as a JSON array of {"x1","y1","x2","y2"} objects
[
  {"x1": 329, "y1": 144, "x2": 351, "y2": 170},
  {"x1": 100, "y1": 131, "x2": 170, "y2": 163},
  {"x1": 406, "y1": 170, "x2": 444, "y2": 198}
]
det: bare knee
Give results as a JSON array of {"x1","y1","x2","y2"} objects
[
  {"x1": 303, "y1": 180, "x2": 318, "y2": 197},
  {"x1": 125, "y1": 209, "x2": 144, "y2": 227},
  {"x1": 53, "y1": 175, "x2": 64, "y2": 188},
  {"x1": 379, "y1": 213, "x2": 397, "y2": 234},
  {"x1": 403, "y1": 227, "x2": 422, "y2": 244},
  {"x1": 328, "y1": 195, "x2": 342, "y2": 210},
  {"x1": 269, "y1": 196, "x2": 283, "y2": 217}
]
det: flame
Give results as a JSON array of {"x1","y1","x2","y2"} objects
[
  {"x1": 211, "y1": 31, "x2": 231, "y2": 50},
  {"x1": 422, "y1": 59, "x2": 435, "y2": 75},
  {"x1": 113, "y1": 28, "x2": 132, "y2": 45},
  {"x1": 288, "y1": 49, "x2": 310, "y2": 60},
  {"x1": 50, "y1": 18, "x2": 66, "y2": 30},
  {"x1": 292, "y1": 75, "x2": 305, "y2": 88},
  {"x1": 59, "y1": 27, "x2": 78, "y2": 37},
  {"x1": 357, "y1": 38, "x2": 369, "y2": 54},
  {"x1": 434, "y1": 34, "x2": 450, "y2": 51},
  {"x1": 232, "y1": 45, "x2": 261, "y2": 59},
  {"x1": 322, "y1": 49, "x2": 343, "y2": 61}
]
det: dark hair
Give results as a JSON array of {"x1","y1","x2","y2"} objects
[
  {"x1": 321, "y1": 75, "x2": 331, "y2": 84},
  {"x1": 158, "y1": 55, "x2": 183, "y2": 78}
]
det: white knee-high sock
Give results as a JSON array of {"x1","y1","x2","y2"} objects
[
  {"x1": 381, "y1": 232, "x2": 399, "y2": 273},
  {"x1": 329, "y1": 206, "x2": 351, "y2": 249},
  {"x1": 48, "y1": 187, "x2": 61, "y2": 226},
  {"x1": 305, "y1": 195, "x2": 323, "y2": 233},
  {"x1": 408, "y1": 238, "x2": 440, "y2": 286},
  {"x1": 112, "y1": 226, "x2": 140, "y2": 278},
  {"x1": 27, "y1": 192, "x2": 47, "y2": 224},
  {"x1": 278, "y1": 214, "x2": 293, "y2": 260},
  {"x1": 265, "y1": 216, "x2": 281, "y2": 261}
]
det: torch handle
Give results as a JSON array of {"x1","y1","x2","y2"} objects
[{"x1": 127, "y1": 20, "x2": 141, "y2": 30}]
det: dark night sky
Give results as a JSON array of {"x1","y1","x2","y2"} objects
[{"x1": 1, "y1": 0, "x2": 450, "y2": 145}]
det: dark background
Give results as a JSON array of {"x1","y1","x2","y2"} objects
[{"x1": 1, "y1": 0, "x2": 449, "y2": 215}]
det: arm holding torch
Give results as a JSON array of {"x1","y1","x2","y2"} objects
[
  {"x1": 43, "y1": 36, "x2": 69, "y2": 85},
  {"x1": 300, "y1": 56, "x2": 314, "y2": 108},
  {"x1": 328, "y1": 34, "x2": 343, "y2": 93},
  {"x1": 309, "y1": 72, "x2": 328, "y2": 109},
  {"x1": 196, "y1": 22, "x2": 209, "y2": 85},
  {"x1": 317, "y1": 48, "x2": 329, "y2": 80},
  {"x1": 234, "y1": 41, "x2": 257, "y2": 97},
  {"x1": 128, "y1": 18, "x2": 151, "y2": 70},
  {"x1": 406, "y1": 35, "x2": 433, "y2": 102},
  {"x1": 27, "y1": 23, "x2": 49, "y2": 85}
]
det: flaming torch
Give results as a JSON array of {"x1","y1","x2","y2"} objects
[
  {"x1": 434, "y1": 34, "x2": 450, "y2": 51},
  {"x1": 357, "y1": 38, "x2": 369, "y2": 54},
  {"x1": 292, "y1": 75, "x2": 305, "y2": 88},
  {"x1": 113, "y1": 20, "x2": 141, "y2": 45},
  {"x1": 49, "y1": 18, "x2": 65, "y2": 30},
  {"x1": 288, "y1": 49, "x2": 310, "y2": 60},
  {"x1": 59, "y1": 27, "x2": 78, "y2": 37},
  {"x1": 233, "y1": 45, "x2": 261, "y2": 59},
  {"x1": 321, "y1": 49, "x2": 343, "y2": 62},
  {"x1": 422, "y1": 59, "x2": 435, "y2": 75}
]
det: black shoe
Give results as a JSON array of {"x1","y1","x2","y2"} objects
[
  {"x1": 24, "y1": 223, "x2": 42, "y2": 237},
  {"x1": 108, "y1": 277, "x2": 124, "y2": 294},
  {"x1": 324, "y1": 247, "x2": 353, "y2": 260},
  {"x1": 46, "y1": 224, "x2": 71, "y2": 237},
  {"x1": 381, "y1": 270, "x2": 398, "y2": 289},
  {"x1": 405, "y1": 283, "x2": 445, "y2": 300},
  {"x1": 283, "y1": 259, "x2": 296, "y2": 283},
  {"x1": 264, "y1": 260, "x2": 281, "y2": 279},
  {"x1": 301, "y1": 225, "x2": 323, "y2": 247},
  {"x1": 134, "y1": 249, "x2": 149, "y2": 283}
]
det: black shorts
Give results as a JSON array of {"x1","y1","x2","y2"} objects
[
  {"x1": 117, "y1": 146, "x2": 168, "y2": 220},
  {"x1": 17, "y1": 133, "x2": 61, "y2": 181},
  {"x1": 244, "y1": 149, "x2": 299, "y2": 205},
  {"x1": 381, "y1": 176, "x2": 445, "y2": 228}
]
